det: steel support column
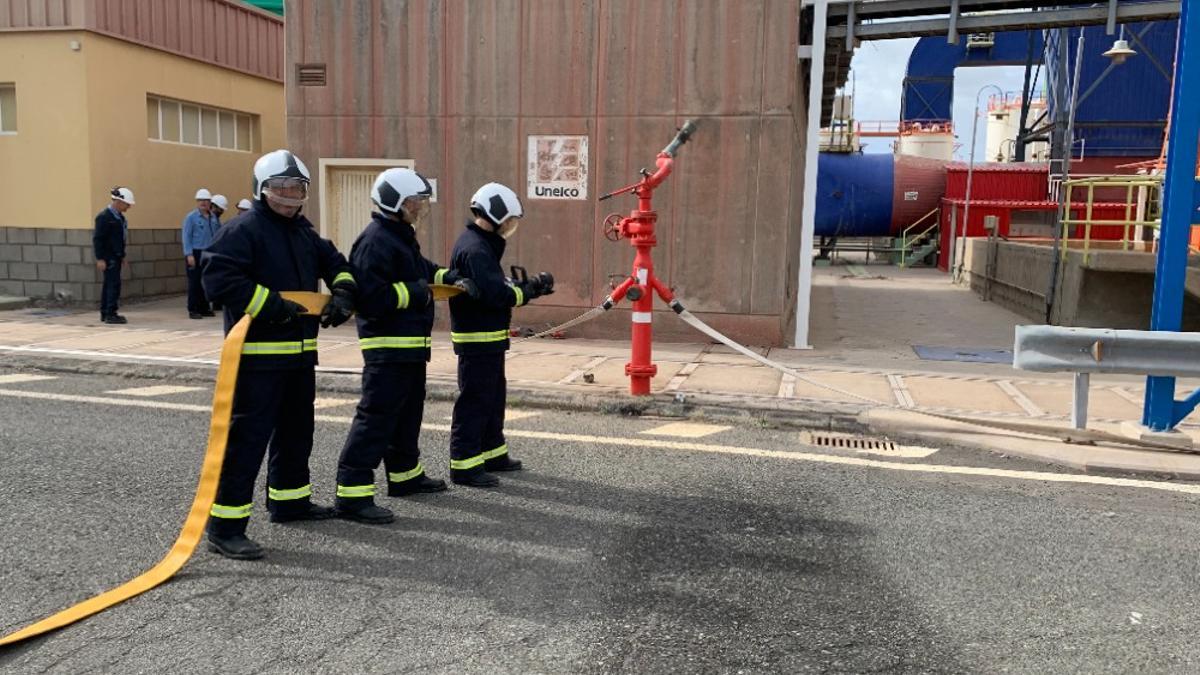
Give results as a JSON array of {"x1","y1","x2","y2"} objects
[
  {"x1": 1144, "y1": 0, "x2": 1200, "y2": 431},
  {"x1": 795, "y1": 0, "x2": 828, "y2": 349}
]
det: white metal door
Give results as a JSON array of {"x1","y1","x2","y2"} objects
[{"x1": 326, "y1": 168, "x2": 378, "y2": 254}]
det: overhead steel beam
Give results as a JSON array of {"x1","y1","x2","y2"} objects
[
  {"x1": 826, "y1": 1, "x2": 1179, "y2": 40},
  {"x1": 826, "y1": 0, "x2": 1110, "y2": 21}
]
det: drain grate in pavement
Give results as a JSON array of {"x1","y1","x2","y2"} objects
[
  {"x1": 801, "y1": 431, "x2": 940, "y2": 458},
  {"x1": 809, "y1": 433, "x2": 895, "y2": 451}
]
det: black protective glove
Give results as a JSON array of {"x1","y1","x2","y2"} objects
[
  {"x1": 454, "y1": 278, "x2": 481, "y2": 300},
  {"x1": 320, "y1": 287, "x2": 356, "y2": 328},
  {"x1": 439, "y1": 270, "x2": 481, "y2": 301},
  {"x1": 515, "y1": 280, "x2": 540, "y2": 303},
  {"x1": 264, "y1": 296, "x2": 307, "y2": 325}
]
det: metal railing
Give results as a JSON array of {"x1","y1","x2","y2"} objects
[
  {"x1": 897, "y1": 208, "x2": 940, "y2": 268},
  {"x1": 1059, "y1": 175, "x2": 1163, "y2": 264}
]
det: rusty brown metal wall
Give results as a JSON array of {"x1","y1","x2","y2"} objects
[
  {"x1": 0, "y1": 0, "x2": 283, "y2": 82},
  {"x1": 287, "y1": 0, "x2": 803, "y2": 345}
]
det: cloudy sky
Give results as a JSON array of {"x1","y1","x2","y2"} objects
[{"x1": 848, "y1": 38, "x2": 1028, "y2": 159}]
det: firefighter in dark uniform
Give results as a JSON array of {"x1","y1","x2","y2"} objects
[
  {"x1": 334, "y1": 168, "x2": 480, "y2": 524},
  {"x1": 200, "y1": 149, "x2": 358, "y2": 560},
  {"x1": 447, "y1": 183, "x2": 554, "y2": 488}
]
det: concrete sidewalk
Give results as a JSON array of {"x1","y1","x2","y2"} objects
[{"x1": 3, "y1": 263, "x2": 1200, "y2": 479}]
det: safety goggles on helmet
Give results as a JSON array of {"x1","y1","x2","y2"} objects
[{"x1": 262, "y1": 177, "x2": 309, "y2": 207}]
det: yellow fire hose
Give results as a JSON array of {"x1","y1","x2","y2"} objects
[{"x1": 0, "y1": 286, "x2": 461, "y2": 647}]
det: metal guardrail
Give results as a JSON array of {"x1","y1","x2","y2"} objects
[{"x1": 1014, "y1": 324, "x2": 1200, "y2": 431}]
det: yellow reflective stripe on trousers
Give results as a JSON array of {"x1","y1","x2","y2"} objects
[
  {"x1": 332, "y1": 271, "x2": 356, "y2": 287},
  {"x1": 359, "y1": 336, "x2": 431, "y2": 350},
  {"x1": 450, "y1": 453, "x2": 487, "y2": 471},
  {"x1": 388, "y1": 463, "x2": 424, "y2": 483},
  {"x1": 209, "y1": 503, "x2": 252, "y2": 519},
  {"x1": 245, "y1": 284, "x2": 270, "y2": 318},
  {"x1": 481, "y1": 444, "x2": 508, "y2": 461},
  {"x1": 242, "y1": 341, "x2": 302, "y2": 355},
  {"x1": 336, "y1": 484, "x2": 375, "y2": 498},
  {"x1": 393, "y1": 282, "x2": 411, "y2": 309},
  {"x1": 512, "y1": 285, "x2": 525, "y2": 307},
  {"x1": 240, "y1": 340, "x2": 317, "y2": 355},
  {"x1": 434, "y1": 268, "x2": 448, "y2": 285},
  {"x1": 450, "y1": 330, "x2": 509, "y2": 344},
  {"x1": 268, "y1": 484, "x2": 312, "y2": 501}
]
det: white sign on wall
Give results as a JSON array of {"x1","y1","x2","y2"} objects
[{"x1": 527, "y1": 135, "x2": 588, "y2": 200}]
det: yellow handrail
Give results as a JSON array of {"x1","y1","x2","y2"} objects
[
  {"x1": 1059, "y1": 175, "x2": 1163, "y2": 264},
  {"x1": 898, "y1": 208, "x2": 941, "y2": 268}
]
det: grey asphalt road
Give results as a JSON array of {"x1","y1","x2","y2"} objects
[{"x1": 1, "y1": 367, "x2": 1199, "y2": 673}]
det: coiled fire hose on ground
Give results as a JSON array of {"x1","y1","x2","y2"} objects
[
  {"x1": 0, "y1": 287, "x2": 461, "y2": 647},
  {"x1": 521, "y1": 297, "x2": 1197, "y2": 453}
]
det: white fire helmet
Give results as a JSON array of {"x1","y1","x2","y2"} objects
[
  {"x1": 252, "y1": 149, "x2": 311, "y2": 207},
  {"x1": 211, "y1": 194, "x2": 228, "y2": 211},
  {"x1": 469, "y1": 182, "x2": 523, "y2": 238},
  {"x1": 194, "y1": 188, "x2": 212, "y2": 201},
  {"x1": 371, "y1": 168, "x2": 433, "y2": 223}
]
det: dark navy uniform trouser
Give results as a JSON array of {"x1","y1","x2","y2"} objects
[
  {"x1": 208, "y1": 367, "x2": 317, "y2": 536},
  {"x1": 336, "y1": 362, "x2": 428, "y2": 502},
  {"x1": 449, "y1": 352, "x2": 509, "y2": 478}
]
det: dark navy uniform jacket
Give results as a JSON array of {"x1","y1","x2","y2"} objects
[
  {"x1": 351, "y1": 212, "x2": 452, "y2": 364},
  {"x1": 93, "y1": 206, "x2": 127, "y2": 262},
  {"x1": 447, "y1": 222, "x2": 527, "y2": 355},
  {"x1": 201, "y1": 200, "x2": 355, "y2": 371}
]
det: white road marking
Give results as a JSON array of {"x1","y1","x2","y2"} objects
[
  {"x1": 0, "y1": 374, "x2": 57, "y2": 385},
  {"x1": 887, "y1": 374, "x2": 915, "y2": 409},
  {"x1": 314, "y1": 397, "x2": 358, "y2": 409},
  {"x1": 997, "y1": 380, "x2": 1045, "y2": 417},
  {"x1": 777, "y1": 373, "x2": 796, "y2": 399},
  {"x1": 2, "y1": 386, "x2": 1199, "y2": 497},
  {"x1": 106, "y1": 385, "x2": 203, "y2": 397},
  {"x1": 664, "y1": 362, "x2": 700, "y2": 392},
  {"x1": 558, "y1": 356, "x2": 608, "y2": 385},
  {"x1": 640, "y1": 421, "x2": 731, "y2": 438},
  {"x1": 506, "y1": 410, "x2": 542, "y2": 422}
]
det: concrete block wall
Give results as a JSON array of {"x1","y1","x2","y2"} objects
[
  {"x1": 0, "y1": 227, "x2": 187, "y2": 304},
  {"x1": 963, "y1": 238, "x2": 1200, "y2": 330}
]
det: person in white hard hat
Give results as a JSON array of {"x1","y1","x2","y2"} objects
[
  {"x1": 183, "y1": 188, "x2": 220, "y2": 318},
  {"x1": 236, "y1": 198, "x2": 253, "y2": 215},
  {"x1": 93, "y1": 187, "x2": 135, "y2": 324},
  {"x1": 211, "y1": 194, "x2": 229, "y2": 222}
]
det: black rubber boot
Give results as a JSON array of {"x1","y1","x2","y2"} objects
[
  {"x1": 269, "y1": 502, "x2": 336, "y2": 523},
  {"x1": 207, "y1": 533, "x2": 264, "y2": 560},
  {"x1": 484, "y1": 455, "x2": 523, "y2": 473},
  {"x1": 387, "y1": 474, "x2": 448, "y2": 497},
  {"x1": 450, "y1": 469, "x2": 500, "y2": 488},
  {"x1": 335, "y1": 501, "x2": 395, "y2": 525}
]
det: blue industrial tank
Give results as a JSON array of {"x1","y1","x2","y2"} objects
[{"x1": 815, "y1": 153, "x2": 947, "y2": 237}]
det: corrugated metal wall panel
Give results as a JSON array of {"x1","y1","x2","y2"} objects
[
  {"x1": 0, "y1": 0, "x2": 282, "y2": 82},
  {"x1": 83, "y1": 0, "x2": 282, "y2": 82},
  {"x1": 288, "y1": 0, "x2": 801, "y2": 335}
]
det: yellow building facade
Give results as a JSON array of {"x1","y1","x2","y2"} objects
[{"x1": 0, "y1": 0, "x2": 284, "y2": 302}]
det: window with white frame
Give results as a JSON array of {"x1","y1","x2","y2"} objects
[
  {"x1": 146, "y1": 95, "x2": 257, "y2": 152},
  {"x1": 0, "y1": 84, "x2": 16, "y2": 133}
]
